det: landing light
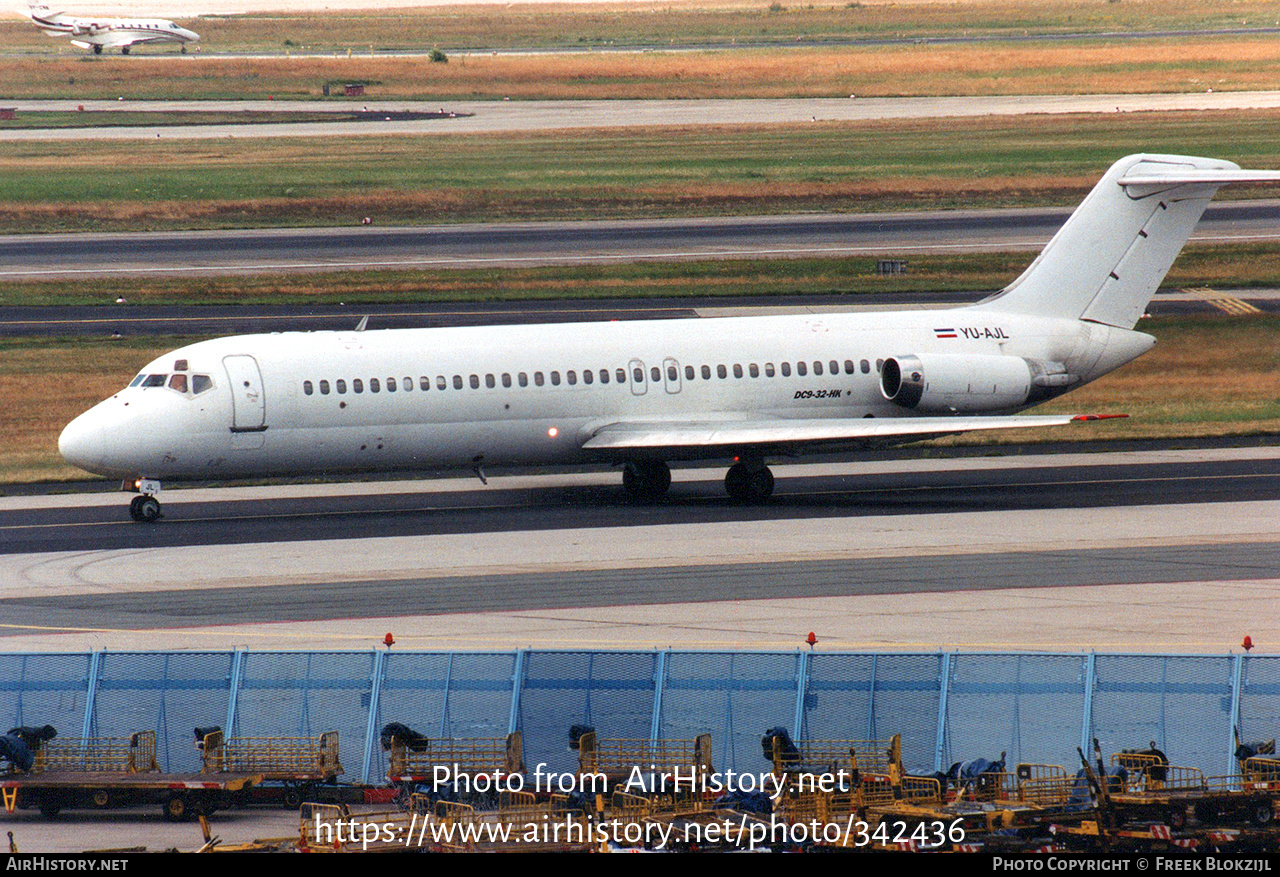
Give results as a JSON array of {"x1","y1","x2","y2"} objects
[{"x1": 547, "y1": 427, "x2": 559, "y2": 438}]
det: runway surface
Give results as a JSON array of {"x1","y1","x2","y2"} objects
[
  {"x1": 9, "y1": 92, "x2": 1280, "y2": 140},
  {"x1": 2, "y1": 200, "x2": 1277, "y2": 285},
  {"x1": 3, "y1": 444, "x2": 1279, "y2": 653}
]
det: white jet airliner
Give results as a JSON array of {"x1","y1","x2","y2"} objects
[
  {"x1": 27, "y1": 2, "x2": 198, "y2": 54},
  {"x1": 59, "y1": 154, "x2": 1280, "y2": 522}
]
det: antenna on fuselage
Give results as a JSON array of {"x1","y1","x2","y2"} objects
[{"x1": 354, "y1": 315, "x2": 369, "y2": 332}]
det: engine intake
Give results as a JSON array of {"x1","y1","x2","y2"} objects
[{"x1": 881, "y1": 354, "x2": 1077, "y2": 413}]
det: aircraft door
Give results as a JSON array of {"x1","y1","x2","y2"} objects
[
  {"x1": 662, "y1": 357, "x2": 682, "y2": 394},
  {"x1": 629, "y1": 358, "x2": 647, "y2": 395},
  {"x1": 223, "y1": 354, "x2": 267, "y2": 437}
]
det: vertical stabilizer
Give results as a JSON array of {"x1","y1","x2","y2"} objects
[{"x1": 974, "y1": 154, "x2": 1280, "y2": 329}]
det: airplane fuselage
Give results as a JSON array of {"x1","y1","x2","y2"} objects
[{"x1": 58, "y1": 307, "x2": 1152, "y2": 483}]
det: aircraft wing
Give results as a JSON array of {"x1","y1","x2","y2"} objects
[{"x1": 582, "y1": 414, "x2": 1121, "y2": 457}]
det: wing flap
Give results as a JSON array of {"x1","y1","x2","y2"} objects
[{"x1": 583, "y1": 414, "x2": 1111, "y2": 454}]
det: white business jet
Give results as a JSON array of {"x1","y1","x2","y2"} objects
[
  {"x1": 27, "y1": 2, "x2": 198, "y2": 54},
  {"x1": 59, "y1": 154, "x2": 1280, "y2": 522}
]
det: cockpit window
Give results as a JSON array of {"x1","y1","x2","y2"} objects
[
  {"x1": 129, "y1": 374, "x2": 147, "y2": 388},
  {"x1": 168, "y1": 374, "x2": 188, "y2": 393},
  {"x1": 142, "y1": 374, "x2": 167, "y2": 388},
  {"x1": 191, "y1": 374, "x2": 213, "y2": 395}
]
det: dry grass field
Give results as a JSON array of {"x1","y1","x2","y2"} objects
[
  {"x1": 3, "y1": 0, "x2": 1278, "y2": 54},
  {"x1": 9, "y1": 315, "x2": 1279, "y2": 484},
  {"x1": 5, "y1": 35, "x2": 1280, "y2": 100},
  {"x1": 6, "y1": 111, "x2": 1280, "y2": 234}
]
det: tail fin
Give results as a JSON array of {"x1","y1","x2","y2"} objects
[{"x1": 975, "y1": 154, "x2": 1280, "y2": 329}]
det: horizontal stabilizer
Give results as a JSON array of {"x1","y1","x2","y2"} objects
[{"x1": 584, "y1": 414, "x2": 1116, "y2": 455}]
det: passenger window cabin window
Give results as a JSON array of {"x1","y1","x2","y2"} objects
[
  {"x1": 551, "y1": 371, "x2": 561, "y2": 386},
  {"x1": 437, "y1": 375, "x2": 447, "y2": 390},
  {"x1": 861, "y1": 360, "x2": 870, "y2": 374},
  {"x1": 649, "y1": 366, "x2": 660, "y2": 382},
  {"x1": 599, "y1": 369, "x2": 609, "y2": 384},
  {"x1": 404, "y1": 377, "x2": 413, "y2": 391},
  {"x1": 485, "y1": 374, "x2": 496, "y2": 389},
  {"x1": 502, "y1": 373, "x2": 512, "y2": 388},
  {"x1": 797, "y1": 362, "x2": 808, "y2": 376},
  {"x1": 765, "y1": 363, "x2": 775, "y2": 377},
  {"x1": 633, "y1": 367, "x2": 644, "y2": 383},
  {"x1": 781, "y1": 362, "x2": 791, "y2": 377},
  {"x1": 304, "y1": 380, "x2": 314, "y2": 395},
  {"x1": 519, "y1": 372, "x2": 529, "y2": 387},
  {"x1": 813, "y1": 361, "x2": 824, "y2": 376},
  {"x1": 320, "y1": 380, "x2": 330, "y2": 395},
  {"x1": 667, "y1": 365, "x2": 678, "y2": 381},
  {"x1": 701, "y1": 365, "x2": 711, "y2": 380},
  {"x1": 453, "y1": 375, "x2": 463, "y2": 390},
  {"x1": 875, "y1": 359, "x2": 884, "y2": 372},
  {"x1": 387, "y1": 377, "x2": 397, "y2": 392},
  {"x1": 421, "y1": 377, "x2": 430, "y2": 391},
  {"x1": 469, "y1": 374, "x2": 480, "y2": 389},
  {"x1": 583, "y1": 370, "x2": 593, "y2": 385},
  {"x1": 844, "y1": 360, "x2": 854, "y2": 375},
  {"x1": 337, "y1": 379, "x2": 347, "y2": 394},
  {"x1": 616, "y1": 369, "x2": 626, "y2": 383},
  {"x1": 749, "y1": 363, "x2": 759, "y2": 378},
  {"x1": 567, "y1": 370, "x2": 577, "y2": 386},
  {"x1": 535, "y1": 372, "x2": 545, "y2": 387},
  {"x1": 354, "y1": 379, "x2": 363, "y2": 393},
  {"x1": 684, "y1": 365, "x2": 694, "y2": 380},
  {"x1": 371, "y1": 378, "x2": 381, "y2": 393},
  {"x1": 830, "y1": 360, "x2": 839, "y2": 375},
  {"x1": 733, "y1": 364, "x2": 743, "y2": 378}
]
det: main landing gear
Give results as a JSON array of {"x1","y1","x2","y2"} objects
[
  {"x1": 724, "y1": 459, "x2": 774, "y2": 503},
  {"x1": 622, "y1": 460, "x2": 671, "y2": 501},
  {"x1": 126, "y1": 478, "x2": 163, "y2": 523},
  {"x1": 621, "y1": 459, "x2": 777, "y2": 503}
]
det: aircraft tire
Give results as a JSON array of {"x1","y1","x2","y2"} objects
[
  {"x1": 129, "y1": 495, "x2": 161, "y2": 523},
  {"x1": 622, "y1": 460, "x2": 670, "y2": 501},
  {"x1": 725, "y1": 462, "x2": 774, "y2": 503}
]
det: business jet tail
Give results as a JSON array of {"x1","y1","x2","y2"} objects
[{"x1": 974, "y1": 153, "x2": 1280, "y2": 329}]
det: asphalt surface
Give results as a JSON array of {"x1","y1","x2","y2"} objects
[
  {"x1": 3, "y1": 201, "x2": 1278, "y2": 283},
  {"x1": 4, "y1": 449, "x2": 1278, "y2": 633}
]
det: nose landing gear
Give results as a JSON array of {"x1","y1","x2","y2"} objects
[
  {"x1": 129, "y1": 495, "x2": 161, "y2": 523},
  {"x1": 125, "y1": 478, "x2": 163, "y2": 523}
]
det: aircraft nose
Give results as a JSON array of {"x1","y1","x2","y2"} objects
[{"x1": 59, "y1": 410, "x2": 107, "y2": 473}]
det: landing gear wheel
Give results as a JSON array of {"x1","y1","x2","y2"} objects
[
  {"x1": 92, "y1": 44, "x2": 102, "y2": 54},
  {"x1": 725, "y1": 462, "x2": 774, "y2": 503},
  {"x1": 120, "y1": 46, "x2": 130, "y2": 55},
  {"x1": 129, "y1": 495, "x2": 162, "y2": 523},
  {"x1": 622, "y1": 460, "x2": 671, "y2": 501}
]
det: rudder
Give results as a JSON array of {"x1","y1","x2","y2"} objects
[{"x1": 974, "y1": 154, "x2": 1280, "y2": 329}]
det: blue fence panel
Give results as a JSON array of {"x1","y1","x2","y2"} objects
[
  {"x1": 1091, "y1": 655, "x2": 1234, "y2": 774},
  {"x1": 371, "y1": 651, "x2": 455, "y2": 783},
  {"x1": 92, "y1": 652, "x2": 233, "y2": 772},
  {"x1": 944, "y1": 654, "x2": 1088, "y2": 771},
  {"x1": 801, "y1": 653, "x2": 877, "y2": 744},
  {"x1": 1236, "y1": 655, "x2": 1280, "y2": 770},
  {"x1": 660, "y1": 651, "x2": 802, "y2": 775},
  {"x1": 0, "y1": 653, "x2": 92, "y2": 745},
  {"x1": 234, "y1": 651, "x2": 377, "y2": 782},
  {"x1": 518, "y1": 651, "x2": 659, "y2": 778},
  {"x1": 863, "y1": 653, "x2": 945, "y2": 773}
]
